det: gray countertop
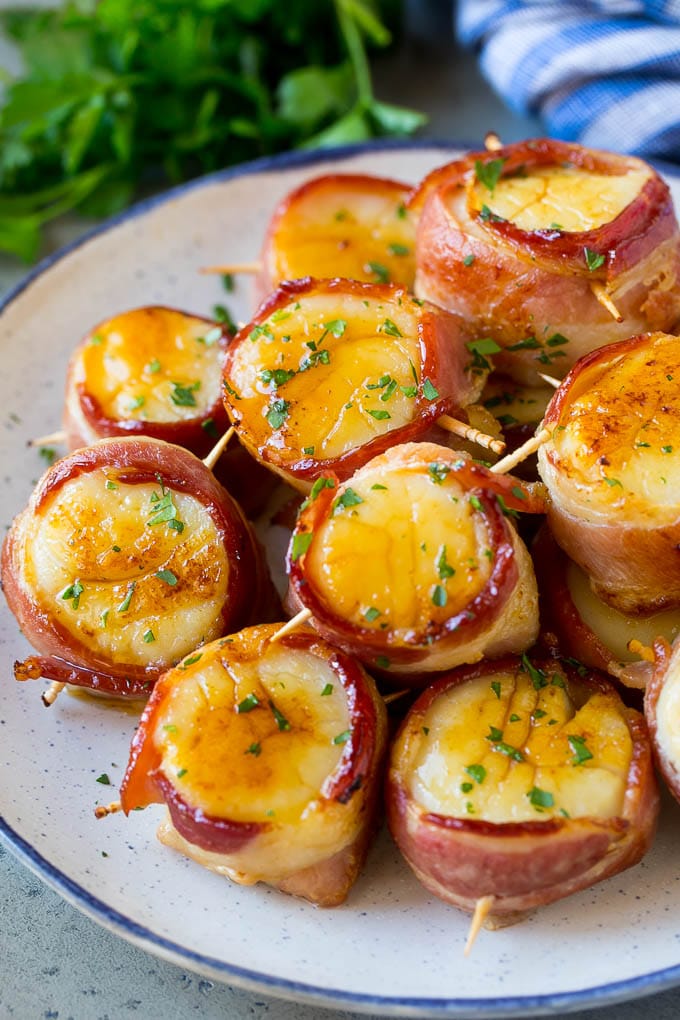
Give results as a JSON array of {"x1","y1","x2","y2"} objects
[{"x1": 2, "y1": 14, "x2": 680, "y2": 1020}]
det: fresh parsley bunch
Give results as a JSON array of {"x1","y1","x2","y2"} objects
[{"x1": 0, "y1": 0, "x2": 425, "y2": 260}]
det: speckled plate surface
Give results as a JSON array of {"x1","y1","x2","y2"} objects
[{"x1": 2, "y1": 142, "x2": 680, "y2": 1018}]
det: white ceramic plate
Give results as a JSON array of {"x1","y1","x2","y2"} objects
[{"x1": 2, "y1": 142, "x2": 680, "y2": 1018}]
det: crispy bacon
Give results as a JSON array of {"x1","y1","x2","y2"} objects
[
  {"x1": 120, "y1": 624, "x2": 387, "y2": 905},
  {"x1": 412, "y1": 139, "x2": 680, "y2": 383},
  {"x1": 2, "y1": 437, "x2": 277, "y2": 698},
  {"x1": 387, "y1": 655, "x2": 658, "y2": 922}
]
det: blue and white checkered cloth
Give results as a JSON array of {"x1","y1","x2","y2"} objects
[{"x1": 457, "y1": 1, "x2": 680, "y2": 161}]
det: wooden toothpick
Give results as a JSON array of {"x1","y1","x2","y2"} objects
[
  {"x1": 200, "y1": 261, "x2": 262, "y2": 276},
  {"x1": 464, "y1": 895, "x2": 495, "y2": 956},
  {"x1": 382, "y1": 689, "x2": 409, "y2": 705},
  {"x1": 490, "y1": 427, "x2": 551, "y2": 474},
  {"x1": 590, "y1": 281, "x2": 623, "y2": 322},
  {"x1": 537, "y1": 372, "x2": 561, "y2": 389},
  {"x1": 202, "y1": 425, "x2": 235, "y2": 471},
  {"x1": 268, "y1": 608, "x2": 313, "y2": 644},
  {"x1": 41, "y1": 681, "x2": 66, "y2": 707},
  {"x1": 29, "y1": 430, "x2": 67, "y2": 448},
  {"x1": 437, "y1": 415, "x2": 505, "y2": 455}
]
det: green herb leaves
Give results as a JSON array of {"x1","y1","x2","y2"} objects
[{"x1": 0, "y1": 1, "x2": 424, "y2": 261}]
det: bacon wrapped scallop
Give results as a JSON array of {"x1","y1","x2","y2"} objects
[
  {"x1": 534, "y1": 526, "x2": 680, "y2": 687},
  {"x1": 1, "y1": 437, "x2": 275, "y2": 698},
  {"x1": 285, "y1": 442, "x2": 542, "y2": 680},
  {"x1": 64, "y1": 306, "x2": 230, "y2": 456},
  {"x1": 387, "y1": 654, "x2": 659, "y2": 925},
  {"x1": 63, "y1": 305, "x2": 275, "y2": 517},
  {"x1": 256, "y1": 173, "x2": 416, "y2": 300},
  {"x1": 120, "y1": 623, "x2": 388, "y2": 906},
  {"x1": 412, "y1": 139, "x2": 680, "y2": 382},
  {"x1": 537, "y1": 331, "x2": 680, "y2": 614},
  {"x1": 222, "y1": 278, "x2": 483, "y2": 493}
]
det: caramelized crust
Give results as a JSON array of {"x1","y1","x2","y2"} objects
[
  {"x1": 257, "y1": 173, "x2": 416, "y2": 300},
  {"x1": 1, "y1": 437, "x2": 271, "y2": 696},
  {"x1": 120, "y1": 624, "x2": 387, "y2": 905},
  {"x1": 387, "y1": 656, "x2": 658, "y2": 919},
  {"x1": 538, "y1": 332, "x2": 680, "y2": 613},
  {"x1": 286, "y1": 442, "x2": 541, "y2": 677},
  {"x1": 223, "y1": 278, "x2": 481, "y2": 492},
  {"x1": 412, "y1": 139, "x2": 680, "y2": 383},
  {"x1": 64, "y1": 306, "x2": 230, "y2": 457}
]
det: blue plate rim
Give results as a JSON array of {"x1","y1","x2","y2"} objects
[{"x1": 2, "y1": 137, "x2": 680, "y2": 1016}]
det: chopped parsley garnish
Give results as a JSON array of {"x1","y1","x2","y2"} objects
[
  {"x1": 427, "y1": 462, "x2": 450, "y2": 485},
  {"x1": 469, "y1": 495, "x2": 483, "y2": 511},
  {"x1": 308, "y1": 476, "x2": 335, "y2": 502},
  {"x1": 333, "y1": 487, "x2": 364, "y2": 512},
  {"x1": 568, "y1": 734, "x2": 594, "y2": 765},
  {"x1": 96, "y1": 773, "x2": 111, "y2": 785},
  {"x1": 431, "y1": 584, "x2": 447, "y2": 608},
  {"x1": 366, "y1": 261, "x2": 390, "y2": 283},
  {"x1": 521, "y1": 653, "x2": 548, "y2": 690},
  {"x1": 147, "y1": 488, "x2": 183, "y2": 532},
  {"x1": 491, "y1": 741, "x2": 525, "y2": 762},
  {"x1": 474, "y1": 157, "x2": 506, "y2": 193},
  {"x1": 266, "y1": 399, "x2": 290, "y2": 430},
  {"x1": 237, "y1": 693, "x2": 260, "y2": 713},
  {"x1": 584, "y1": 247, "x2": 605, "y2": 272},
  {"x1": 147, "y1": 358, "x2": 161, "y2": 373},
  {"x1": 364, "y1": 606, "x2": 381, "y2": 622},
  {"x1": 509, "y1": 713, "x2": 521, "y2": 722},
  {"x1": 201, "y1": 418, "x2": 219, "y2": 438},
  {"x1": 213, "y1": 305, "x2": 237, "y2": 332},
  {"x1": 511, "y1": 485, "x2": 526, "y2": 501},
  {"x1": 100, "y1": 609, "x2": 109, "y2": 628},
  {"x1": 143, "y1": 629, "x2": 155, "y2": 643},
  {"x1": 436, "y1": 545, "x2": 455, "y2": 580},
  {"x1": 38, "y1": 446, "x2": 57, "y2": 465},
  {"x1": 245, "y1": 742, "x2": 262, "y2": 756},
  {"x1": 466, "y1": 337, "x2": 501, "y2": 373},
  {"x1": 332, "y1": 730, "x2": 351, "y2": 745},
  {"x1": 155, "y1": 569, "x2": 178, "y2": 586},
  {"x1": 176, "y1": 768, "x2": 188, "y2": 779},
  {"x1": 269, "y1": 700, "x2": 291, "y2": 731},
  {"x1": 376, "y1": 656, "x2": 391, "y2": 669},
  {"x1": 603, "y1": 476, "x2": 623, "y2": 488},
  {"x1": 105, "y1": 479, "x2": 118, "y2": 490},
  {"x1": 367, "y1": 408, "x2": 391, "y2": 420},
  {"x1": 387, "y1": 242, "x2": 410, "y2": 256},
  {"x1": 528, "y1": 786, "x2": 554, "y2": 809},
  {"x1": 249, "y1": 322, "x2": 275, "y2": 343},
  {"x1": 181, "y1": 653, "x2": 202, "y2": 669},
  {"x1": 129, "y1": 395, "x2": 146, "y2": 411},
  {"x1": 170, "y1": 381, "x2": 200, "y2": 407},
  {"x1": 487, "y1": 725, "x2": 503, "y2": 742},
  {"x1": 90, "y1": 333, "x2": 104, "y2": 345},
  {"x1": 291, "y1": 531, "x2": 313, "y2": 561},
  {"x1": 117, "y1": 582, "x2": 136, "y2": 613},
  {"x1": 465, "y1": 764, "x2": 486, "y2": 784},
  {"x1": 496, "y1": 494, "x2": 519, "y2": 518},
  {"x1": 321, "y1": 683, "x2": 333, "y2": 696},
  {"x1": 461, "y1": 781, "x2": 474, "y2": 793},
  {"x1": 319, "y1": 318, "x2": 347, "y2": 343},
  {"x1": 422, "y1": 378, "x2": 439, "y2": 401},
  {"x1": 61, "y1": 580, "x2": 84, "y2": 610},
  {"x1": 302, "y1": 445, "x2": 315, "y2": 456},
  {"x1": 463, "y1": 254, "x2": 475, "y2": 267},
  {"x1": 222, "y1": 273, "x2": 234, "y2": 292},
  {"x1": 381, "y1": 318, "x2": 402, "y2": 337},
  {"x1": 491, "y1": 680, "x2": 501, "y2": 699},
  {"x1": 261, "y1": 368, "x2": 295, "y2": 387},
  {"x1": 479, "y1": 204, "x2": 505, "y2": 223}
]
